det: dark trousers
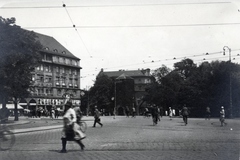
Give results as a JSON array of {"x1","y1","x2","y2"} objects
[
  {"x1": 183, "y1": 115, "x2": 188, "y2": 124},
  {"x1": 93, "y1": 118, "x2": 102, "y2": 127},
  {"x1": 61, "y1": 138, "x2": 85, "y2": 151},
  {"x1": 132, "y1": 112, "x2": 136, "y2": 117}
]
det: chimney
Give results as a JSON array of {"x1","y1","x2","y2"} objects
[{"x1": 146, "y1": 68, "x2": 150, "y2": 76}]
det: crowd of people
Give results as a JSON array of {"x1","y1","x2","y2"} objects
[
  {"x1": 140, "y1": 104, "x2": 226, "y2": 127},
  {"x1": 28, "y1": 107, "x2": 61, "y2": 119}
]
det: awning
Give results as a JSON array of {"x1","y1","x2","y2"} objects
[{"x1": 0, "y1": 104, "x2": 23, "y2": 110}]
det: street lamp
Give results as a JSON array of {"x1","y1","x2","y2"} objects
[
  {"x1": 223, "y1": 46, "x2": 232, "y2": 118},
  {"x1": 113, "y1": 80, "x2": 121, "y2": 119}
]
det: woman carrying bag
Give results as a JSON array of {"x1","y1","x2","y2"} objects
[{"x1": 60, "y1": 101, "x2": 86, "y2": 153}]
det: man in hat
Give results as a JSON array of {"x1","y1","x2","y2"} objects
[{"x1": 60, "y1": 101, "x2": 85, "y2": 153}]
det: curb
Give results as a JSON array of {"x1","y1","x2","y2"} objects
[{"x1": 11, "y1": 125, "x2": 63, "y2": 134}]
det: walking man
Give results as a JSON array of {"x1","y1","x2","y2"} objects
[
  {"x1": 93, "y1": 106, "x2": 103, "y2": 127},
  {"x1": 125, "y1": 106, "x2": 130, "y2": 118},
  {"x1": 132, "y1": 107, "x2": 136, "y2": 118},
  {"x1": 205, "y1": 106, "x2": 211, "y2": 120},
  {"x1": 182, "y1": 104, "x2": 189, "y2": 126}
]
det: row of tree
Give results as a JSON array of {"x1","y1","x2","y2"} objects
[
  {"x1": 0, "y1": 17, "x2": 42, "y2": 121},
  {"x1": 146, "y1": 59, "x2": 240, "y2": 117},
  {"x1": 82, "y1": 58, "x2": 240, "y2": 118}
]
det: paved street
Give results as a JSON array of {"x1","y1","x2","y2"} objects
[{"x1": 1, "y1": 116, "x2": 240, "y2": 160}]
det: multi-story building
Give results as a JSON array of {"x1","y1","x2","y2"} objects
[
  {"x1": 98, "y1": 68, "x2": 154, "y2": 115},
  {"x1": 19, "y1": 32, "x2": 82, "y2": 112}
]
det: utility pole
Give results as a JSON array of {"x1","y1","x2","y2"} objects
[{"x1": 223, "y1": 46, "x2": 233, "y2": 118}]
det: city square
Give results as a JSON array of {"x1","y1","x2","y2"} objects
[{"x1": 1, "y1": 116, "x2": 239, "y2": 160}]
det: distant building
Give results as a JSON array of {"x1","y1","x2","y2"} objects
[
  {"x1": 19, "y1": 32, "x2": 82, "y2": 112},
  {"x1": 98, "y1": 68, "x2": 154, "y2": 115}
]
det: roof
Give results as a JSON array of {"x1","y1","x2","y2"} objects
[
  {"x1": 116, "y1": 73, "x2": 134, "y2": 80},
  {"x1": 34, "y1": 32, "x2": 80, "y2": 60},
  {"x1": 99, "y1": 69, "x2": 151, "y2": 78}
]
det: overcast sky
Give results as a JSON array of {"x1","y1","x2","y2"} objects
[{"x1": 1, "y1": 0, "x2": 240, "y2": 89}]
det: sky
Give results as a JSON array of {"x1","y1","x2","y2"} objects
[{"x1": 1, "y1": 0, "x2": 240, "y2": 89}]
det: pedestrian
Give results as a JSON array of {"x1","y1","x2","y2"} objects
[
  {"x1": 51, "y1": 107, "x2": 55, "y2": 119},
  {"x1": 182, "y1": 104, "x2": 189, "y2": 125},
  {"x1": 157, "y1": 106, "x2": 161, "y2": 121},
  {"x1": 160, "y1": 106, "x2": 163, "y2": 118},
  {"x1": 132, "y1": 107, "x2": 136, "y2": 118},
  {"x1": 151, "y1": 105, "x2": 158, "y2": 125},
  {"x1": 125, "y1": 106, "x2": 130, "y2": 118},
  {"x1": 144, "y1": 107, "x2": 149, "y2": 118},
  {"x1": 169, "y1": 107, "x2": 173, "y2": 120},
  {"x1": 55, "y1": 108, "x2": 59, "y2": 119},
  {"x1": 220, "y1": 106, "x2": 226, "y2": 127},
  {"x1": 60, "y1": 101, "x2": 85, "y2": 153},
  {"x1": 93, "y1": 106, "x2": 103, "y2": 127},
  {"x1": 113, "y1": 107, "x2": 116, "y2": 119},
  {"x1": 205, "y1": 106, "x2": 211, "y2": 120}
]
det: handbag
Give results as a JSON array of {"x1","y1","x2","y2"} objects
[{"x1": 73, "y1": 123, "x2": 86, "y2": 140}]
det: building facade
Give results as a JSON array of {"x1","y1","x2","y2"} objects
[
  {"x1": 20, "y1": 32, "x2": 82, "y2": 112},
  {"x1": 98, "y1": 68, "x2": 154, "y2": 115}
]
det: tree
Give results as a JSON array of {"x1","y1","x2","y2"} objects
[
  {"x1": 0, "y1": 17, "x2": 42, "y2": 121},
  {"x1": 89, "y1": 74, "x2": 114, "y2": 115}
]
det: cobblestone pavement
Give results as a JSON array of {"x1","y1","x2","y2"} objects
[{"x1": 1, "y1": 116, "x2": 240, "y2": 160}]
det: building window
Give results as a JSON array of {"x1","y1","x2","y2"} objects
[
  {"x1": 45, "y1": 65, "x2": 49, "y2": 72},
  {"x1": 53, "y1": 49, "x2": 58, "y2": 52},
  {"x1": 69, "y1": 68, "x2": 72, "y2": 74},
  {"x1": 73, "y1": 69, "x2": 77, "y2": 75},
  {"x1": 73, "y1": 91, "x2": 76, "y2": 96},
  {"x1": 61, "y1": 67, "x2": 65, "y2": 74},
  {"x1": 40, "y1": 76, "x2": 44, "y2": 82},
  {"x1": 46, "y1": 55, "x2": 52, "y2": 61},
  {"x1": 145, "y1": 78, "x2": 150, "y2": 84},
  {"x1": 62, "y1": 51, "x2": 66, "y2": 54},
  {"x1": 66, "y1": 58, "x2": 69, "y2": 65},
  {"x1": 56, "y1": 67, "x2": 59, "y2": 73},
  {"x1": 138, "y1": 86, "x2": 142, "y2": 90},
  {"x1": 57, "y1": 89, "x2": 61, "y2": 95},
  {"x1": 40, "y1": 65, "x2": 44, "y2": 71},
  {"x1": 59, "y1": 57, "x2": 63, "y2": 63}
]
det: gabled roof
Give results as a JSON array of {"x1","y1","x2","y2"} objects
[
  {"x1": 99, "y1": 69, "x2": 151, "y2": 78},
  {"x1": 34, "y1": 32, "x2": 80, "y2": 60}
]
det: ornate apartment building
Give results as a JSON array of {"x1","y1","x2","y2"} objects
[{"x1": 20, "y1": 32, "x2": 82, "y2": 111}]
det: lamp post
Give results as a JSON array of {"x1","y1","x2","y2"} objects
[{"x1": 223, "y1": 46, "x2": 233, "y2": 118}]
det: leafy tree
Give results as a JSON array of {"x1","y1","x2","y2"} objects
[
  {"x1": 146, "y1": 58, "x2": 240, "y2": 118},
  {"x1": 0, "y1": 17, "x2": 42, "y2": 121},
  {"x1": 89, "y1": 74, "x2": 114, "y2": 115}
]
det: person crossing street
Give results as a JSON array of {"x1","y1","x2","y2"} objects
[
  {"x1": 60, "y1": 101, "x2": 86, "y2": 153},
  {"x1": 93, "y1": 106, "x2": 103, "y2": 127}
]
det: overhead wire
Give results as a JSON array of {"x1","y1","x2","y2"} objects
[
  {"x1": 22, "y1": 22, "x2": 240, "y2": 30},
  {"x1": 80, "y1": 49, "x2": 240, "y2": 78},
  {"x1": 62, "y1": 2, "x2": 92, "y2": 58},
  {"x1": 0, "y1": 1, "x2": 231, "y2": 9}
]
